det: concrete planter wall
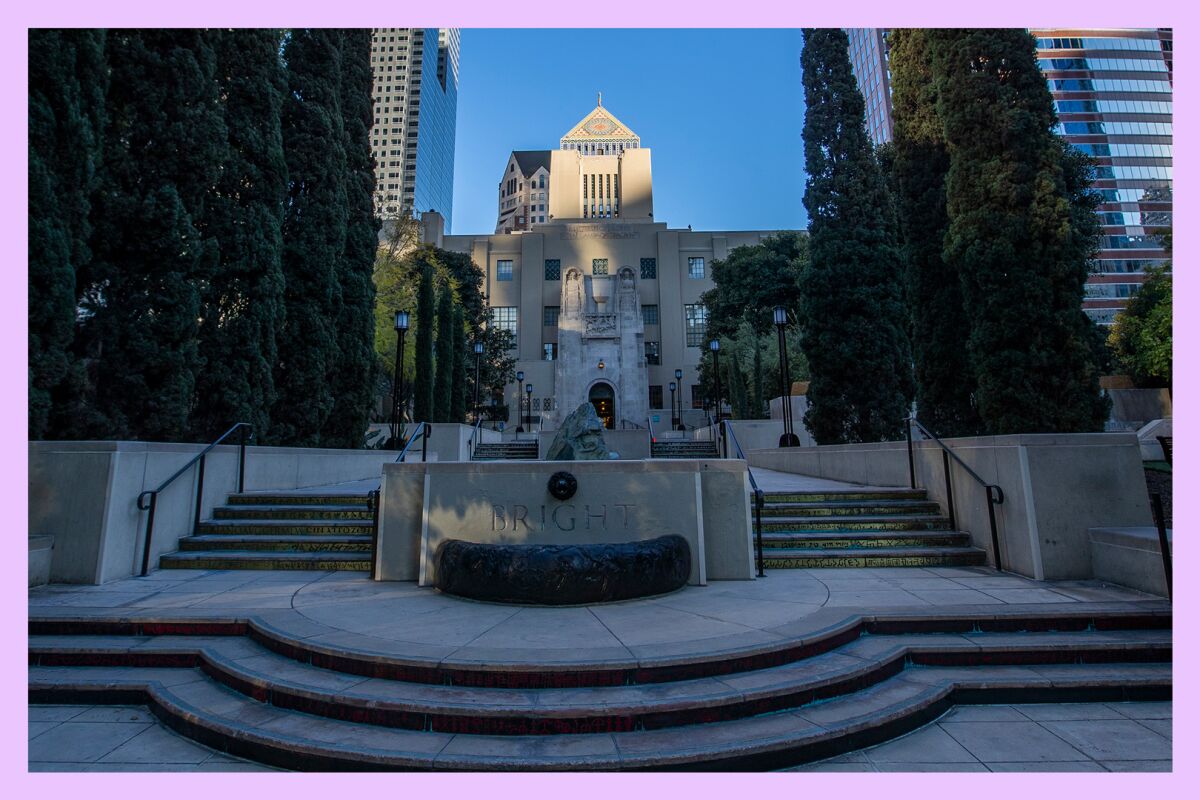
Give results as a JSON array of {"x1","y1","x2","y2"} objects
[{"x1": 747, "y1": 432, "x2": 1152, "y2": 581}]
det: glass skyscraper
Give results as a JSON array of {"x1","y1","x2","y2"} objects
[
  {"x1": 370, "y1": 28, "x2": 460, "y2": 230},
  {"x1": 844, "y1": 28, "x2": 1173, "y2": 323}
]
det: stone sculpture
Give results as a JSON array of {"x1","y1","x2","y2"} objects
[
  {"x1": 433, "y1": 534, "x2": 691, "y2": 605},
  {"x1": 546, "y1": 402, "x2": 614, "y2": 460}
]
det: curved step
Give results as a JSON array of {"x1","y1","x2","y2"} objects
[
  {"x1": 28, "y1": 661, "x2": 1172, "y2": 771},
  {"x1": 28, "y1": 629, "x2": 1171, "y2": 736}
]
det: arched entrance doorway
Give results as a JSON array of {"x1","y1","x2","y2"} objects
[{"x1": 588, "y1": 382, "x2": 616, "y2": 429}]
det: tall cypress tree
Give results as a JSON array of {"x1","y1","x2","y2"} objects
[
  {"x1": 272, "y1": 29, "x2": 346, "y2": 446},
  {"x1": 81, "y1": 30, "x2": 225, "y2": 441},
  {"x1": 28, "y1": 30, "x2": 106, "y2": 439},
  {"x1": 432, "y1": 283, "x2": 455, "y2": 422},
  {"x1": 450, "y1": 306, "x2": 467, "y2": 423},
  {"x1": 321, "y1": 29, "x2": 380, "y2": 448},
  {"x1": 190, "y1": 29, "x2": 288, "y2": 442},
  {"x1": 799, "y1": 28, "x2": 913, "y2": 444},
  {"x1": 929, "y1": 30, "x2": 1107, "y2": 433},
  {"x1": 751, "y1": 337, "x2": 765, "y2": 419},
  {"x1": 889, "y1": 29, "x2": 981, "y2": 438},
  {"x1": 412, "y1": 263, "x2": 436, "y2": 423}
]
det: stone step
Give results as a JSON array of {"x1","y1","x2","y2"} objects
[
  {"x1": 196, "y1": 519, "x2": 374, "y2": 536},
  {"x1": 760, "y1": 501, "x2": 942, "y2": 517},
  {"x1": 761, "y1": 516, "x2": 953, "y2": 533},
  {"x1": 227, "y1": 493, "x2": 372, "y2": 507},
  {"x1": 762, "y1": 546, "x2": 988, "y2": 569},
  {"x1": 212, "y1": 505, "x2": 373, "y2": 521},
  {"x1": 178, "y1": 535, "x2": 373, "y2": 553},
  {"x1": 28, "y1": 659, "x2": 1171, "y2": 770},
  {"x1": 762, "y1": 491, "x2": 928, "y2": 503},
  {"x1": 158, "y1": 551, "x2": 371, "y2": 571},
  {"x1": 28, "y1": 629, "x2": 1171, "y2": 739},
  {"x1": 760, "y1": 531, "x2": 971, "y2": 549}
]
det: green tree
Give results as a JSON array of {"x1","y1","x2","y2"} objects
[
  {"x1": 271, "y1": 29, "x2": 347, "y2": 446},
  {"x1": 889, "y1": 28, "x2": 981, "y2": 437},
  {"x1": 799, "y1": 28, "x2": 913, "y2": 444},
  {"x1": 433, "y1": 282, "x2": 455, "y2": 421},
  {"x1": 1109, "y1": 265, "x2": 1171, "y2": 389},
  {"x1": 750, "y1": 338, "x2": 765, "y2": 419},
  {"x1": 473, "y1": 317, "x2": 517, "y2": 423},
  {"x1": 699, "y1": 232, "x2": 808, "y2": 340},
  {"x1": 28, "y1": 29, "x2": 106, "y2": 439},
  {"x1": 190, "y1": 29, "x2": 288, "y2": 442},
  {"x1": 450, "y1": 306, "x2": 467, "y2": 422},
  {"x1": 930, "y1": 29, "x2": 1108, "y2": 433},
  {"x1": 80, "y1": 30, "x2": 225, "y2": 441},
  {"x1": 321, "y1": 29, "x2": 380, "y2": 448},
  {"x1": 412, "y1": 262, "x2": 436, "y2": 422}
]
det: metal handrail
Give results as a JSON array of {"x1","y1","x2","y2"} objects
[
  {"x1": 136, "y1": 422, "x2": 252, "y2": 577},
  {"x1": 468, "y1": 417, "x2": 484, "y2": 459},
  {"x1": 905, "y1": 416, "x2": 1006, "y2": 571},
  {"x1": 723, "y1": 420, "x2": 766, "y2": 578},
  {"x1": 647, "y1": 415, "x2": 656, "y2": 444},
  {"x1": 395, "y1": 422, "x2": 432, "y2": 463},
  {"x1": 619, "y1": 418, "x2": 645, "y2": 430}
]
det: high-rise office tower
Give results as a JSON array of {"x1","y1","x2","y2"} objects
[
  {"x1": 844, "y1": 28, "x2": 1173, "y2": 322},
  {"x1": 369, "y1": 28, "x2": 460, "y2": 229}
]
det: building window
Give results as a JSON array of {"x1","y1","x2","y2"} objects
[
  {"x1": 644, "y1": 341, "x2": 660, "y2": 365},
  {"x1": 684, "y1": 304, "x2": 708, "y2": 347},
  {"x1": 492, "y1": 306, "x2": 518, "y2": 340},
  {"x1": 640, "y1": 257, "x2": 657, "y2": 280},
  {"x1": 545, "y1": 259, "x2": 561, "y2": 280},
  {"x1": 688, "y1": 257, "x2": 705, "y2": 279},
  {"x1": 649, "y1": 385, "x2": 664, "y2": 410},
  {"x1": 543, "y1": 306, "x2": 559, "y2": 327},
  {"x1": 642, "y1": 305, "x2": 659, "y2": 326},
  {"x1": 543, "y1": 343, "x2": 558, "y2": 361},
  {"x1": 496, "y1": 260, "x2": 513, "y2": 281},
  {"x1": 691, "y1": 386, "x2": 705, "y2": 410},
  {"x1": 592, "y1": 258, "x2": 609, "y2": 275}
]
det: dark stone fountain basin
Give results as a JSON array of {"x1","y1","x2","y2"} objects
[{"x1": 432, "y1": 535, "x2": 691, "y2": 605}]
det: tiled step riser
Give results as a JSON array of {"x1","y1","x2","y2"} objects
[
  {"x1": 197, "y1": 524, "x2": 373, "y2": 536},
  {"x1": 29, "y1": 642, "x2": 1170, "y2": 737},
  {"x1": 213, "y1": 508, "x2": 372, "y2": 521},
  {"x1": 227, "y1": 495, "x2": 371, "y2": 507},
  {"x1": 160, "y1": 557, "x2": 369, "y2": 571},
  {"x1": 760, "y1": 505, "x2": 941, "y2": 518},
  {"x1": 178, "y1": 540, "x2": 372, "y2": 554},
  {"x1": 761, "y1": 535, "x2": 969, "y2": 549},
  {"x1": 764, "y1": 553, "x2": 987, "y2": 569},
  {"x1": 762, "y1": 520, "x2": 952, "y2": 533},
  {"x1": 764, "y1": 492, "x2": 927, "y2": 503},
  {"x1": 28, "y1": 677, "x2": 1173, "y2": 772}
]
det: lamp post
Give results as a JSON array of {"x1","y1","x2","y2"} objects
[
  {"x1": 515, "y1": 370, "x2": 525, "y2": 433},
  {"x1": 472, "y1": 341, "x2": 484, "y2": 419},
  {"x1": 774, "y1": 306, "x2": 801, "y2": 447},
  {"x1": 709, "y1": 339, "x2": 722, "y2": 423},
  {"x1": 391, "y1": 311, "x2": 410, "y2": 448},
  {"x1": 525, "y1": 383, "x2": 534, "y2": 437},
  {"x1": 668, "y1": 381, "x2": 677, "y2": 429},
  {"x1": 674, "y1": 368, "x2": 684, "y2": 430}
]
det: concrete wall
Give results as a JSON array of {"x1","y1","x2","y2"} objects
[
  {"x1": 375, "y1": 459, "x2": 754, "y2": 586},
  {"x1": 537, "y1": 428, "x2": 650, "y2": 460},
  {"x1": 747, "y1": 433, "x2": 1152, "y2": 581},
  {"x1": 1089, "y1": 527, "x2": 1171, "y2": 597},
  {"x1": 1108, "y1": 388, "x2": 1171, "y2": 427},
  {"x1": 29, "y1": 441, "x2": 396, "y2": 584},
  {"x1": 692, "y1": 419, "x2": 816, "y2": 453}
]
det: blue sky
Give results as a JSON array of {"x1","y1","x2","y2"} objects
[{"x1": 450, "y1": 28, "x2": 808, "y2": 235}]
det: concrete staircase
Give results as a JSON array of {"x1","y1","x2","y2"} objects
[
  {"x1": 28, "y1": 607, "x2": 1170, "y2": 770},
  {"x1": 471, "y1": 440, "x2": 539, "y2": 460},
  {"x1": 651, "y1": 439, "x2": 720, "y2": 459},
  {"x1": 158, "y1": 492, "x2": 374, "y2": 572},
  {"x1": 758, "y1": 488, "x2": 988, "y2": 568}
]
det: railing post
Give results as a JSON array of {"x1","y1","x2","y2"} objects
[
  {"x1": 941, "y1": 449, "x2": 956, "y2": 531},
  {"x1": 986, "y1": 485, "x2": 1004, "y2": 572},
  {"x1": 754, "y1": 489, "x2": 765, "y2": 578},
  {"x1": 193, "y1": 454, "x2": 207, "y2": 536},
  {"x1": 720, "y1": 422, "x2": 728, "y2": 459},
  {"x1": 139, "y1": 492, "x2": 158, "y2": 577},
  {"x1": 422, "y1": 423, "x2": 430, "y2": 462},
  {"x1": 238, "y1": 425, "x2": 249, "y2": 494},
  {"x1": 905, "y1": 419, "x2": 916, "y2": 490},
  {"x1": 1151, "y1": 492, "x2": 1172, "y2": 600}
]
